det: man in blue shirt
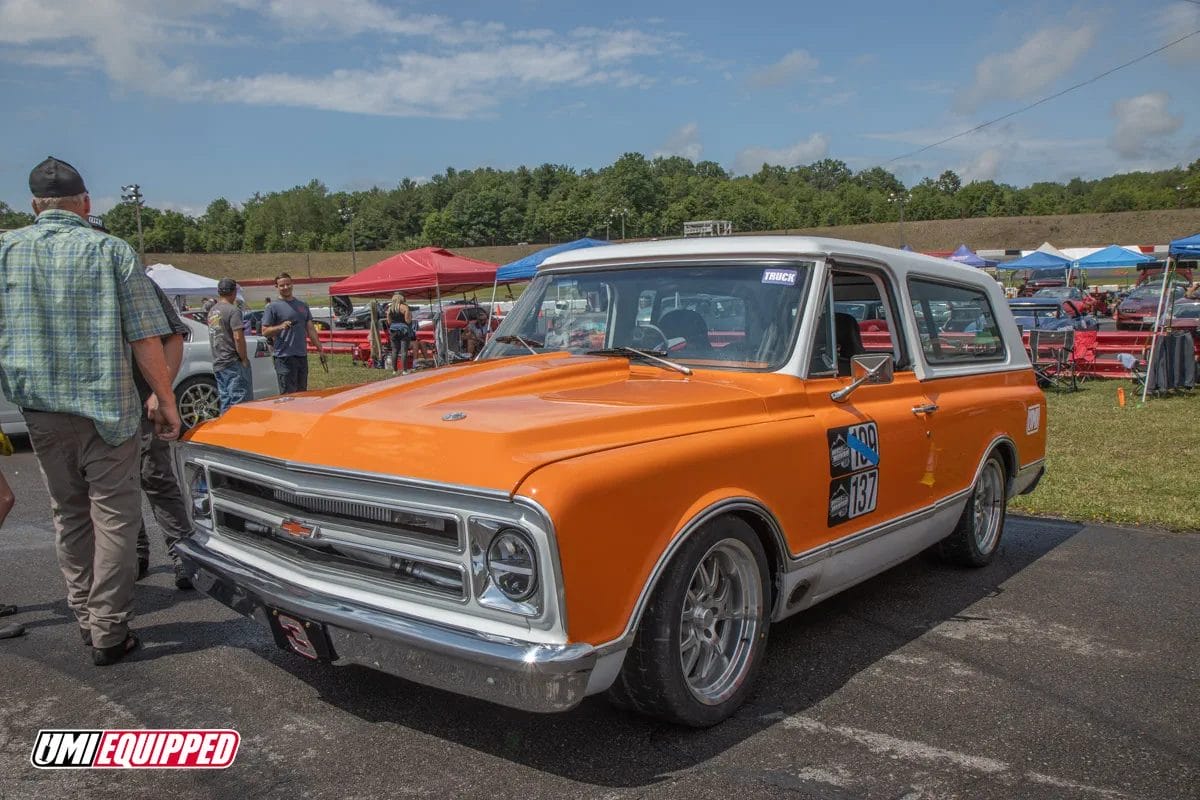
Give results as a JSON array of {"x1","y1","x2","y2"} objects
[{"x1": 261, "y1": 272, "x2": 326, "y2": 393}]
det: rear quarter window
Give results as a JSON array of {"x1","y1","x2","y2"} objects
[{"x1": 908, "y1": 278, "x2": 1006, "y2": 365}]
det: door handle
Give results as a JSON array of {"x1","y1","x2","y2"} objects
[{"x1": 911, "y1": 403, "x2": 939, "y2": 415}]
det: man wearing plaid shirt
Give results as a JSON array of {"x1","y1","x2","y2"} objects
[{"x1": 0, "y1": 157, "x2": 181, "y2": 666}]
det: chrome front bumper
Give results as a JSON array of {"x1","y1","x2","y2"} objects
[{"x1": 176, "y1": 538, "x2": 612, "y2": 713}]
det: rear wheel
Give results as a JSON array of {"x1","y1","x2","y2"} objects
[
  {"x1": 939, "y1": 454, "x2": 1007, "y2": 567},
  {"x1": 176, "y1": 376, "x2": 219, "y2": 431},
  {"x1": 607, "y1": 516, "x2": 771, "y2": 727}
]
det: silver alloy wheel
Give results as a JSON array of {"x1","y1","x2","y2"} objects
[
  {"x1": 679, "y1": 538, "x2": 763, "y2": 705},
  {"x1": 178, "y1": 380, "x2": 219, "y2": 428},
  {"x1": 973, "y1": 460, "x2": 1005, "y2": 554}
]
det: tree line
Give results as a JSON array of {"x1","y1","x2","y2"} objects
[{"x1": 1, "y1": 154, "x2": 1197, "y2": 253}]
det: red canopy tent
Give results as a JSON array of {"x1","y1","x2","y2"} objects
[{"x1": 328, "y1": 247, "x2": 498, "y2": 297}]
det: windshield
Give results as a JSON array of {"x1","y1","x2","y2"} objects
[
  {"x1": 1034, "y1": 287, "x2": 1074, "y2": 298},
  {"x1": 481, "y1": 262, "x2": 813, "y2": 370}
]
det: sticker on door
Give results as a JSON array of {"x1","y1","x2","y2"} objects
[
  {"x1": 828, "y1": 469, "x2": 879, "y2": 526},
  {"x1": 827, "y1": 421, "x2": 880, "y2": 477}
]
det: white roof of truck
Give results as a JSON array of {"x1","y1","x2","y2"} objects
[{"x1": 541, "y1": 235, "x2": 992, "y2": 287}]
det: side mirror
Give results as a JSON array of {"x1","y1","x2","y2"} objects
[{"x1": 831, "y1": 354, "x2": 894, "y2": 403}]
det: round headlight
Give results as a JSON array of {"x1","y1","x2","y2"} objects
[{"x1": 486, "y1": 529, "x2": 538, "y2": 602}]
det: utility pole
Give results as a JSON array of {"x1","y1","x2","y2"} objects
[
  {"x1": 610, "y1": 207, "x2": 629, "y2": 241},
  {"x1": 888, "y1": 191, "x2": 909, "y2": 248},
  {"x1": 121, "y1": 184, "x2": 145, "y2": 264},
  {"x1": 339, "y1": 203, "x2": 357, "y2": 271}
]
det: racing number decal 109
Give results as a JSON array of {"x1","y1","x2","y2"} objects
[{"x1": 827, "y1": 421, "x2": 880, "y2": 526}]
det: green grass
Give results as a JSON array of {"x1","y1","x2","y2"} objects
[
  {"x1": 1010, "y1": 380, "x2": 1199, "y2": 531},
  {"x1": 309, "y1": 357, "x2": 1198, "y2": 531}
]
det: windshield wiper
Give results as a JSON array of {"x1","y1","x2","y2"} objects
[
  {"x1": 585, "y1": 346, "x2": 693, "y2": 376},
  {"x1": 493, "y1": 334, "x2": 543, "y2": 354}
]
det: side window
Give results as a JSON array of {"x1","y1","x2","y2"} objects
[
  {"x1": 811, "y1": 267, "x2": 909, "y2": 377},
  {"x1": 908, "y1": 278, "x2": 1005, "y2": 364},
  {"x1": 808, "y1": 282, "x2": 837, "y2": 377}
]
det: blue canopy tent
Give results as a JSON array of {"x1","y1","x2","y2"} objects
[
  {"x1": 1169, "y1": 233, "x2": 1200, "y2": 257},
  {"x1": 996, "y1": 251, "x2": 1071, "y2": 270},
  {"x1": 947, "y1": 244, "x2": 997, "y2": 268},
  {"x1": 495, "y1": 238, "x2": 612, "y2": 282},
  {"x1": 1072, "y1": 244, "x2": 1154, "y2": 269},
  {"x1": 486, "y1": 238, "x2": 612, "y2": 331}
]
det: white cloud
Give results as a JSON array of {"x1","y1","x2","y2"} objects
[
  {"x1": 959, "y1": 148, "x2": 1003, "y2": 182},
  {"x1": 862, "y1": 115, "x2": 1191, "y2": 185},
  {"x1": 734, "y1": 133, "x2": 829, "y2": 173},
  {"x1": 1156, "y1": 3, "x2": 1200, "y2": 64},
  {"x1": 0, "y1": 2, "x2": 672, "y2": 117},
  {"x1": 197, "y1": 39, "x2": 658, "y2": 117},
  {"x1": 656, "y1": 123, "x2": 702, "y2": 161},
  {"x1": 955, "y1": 24, "x2": 1095, "y2": 112},
  {"x1": 746, "y1": 49, "x2": 818, "y2": 88},
  {"x1": 1110, "y1": 92, "x2": 1183, "y2": 159}
]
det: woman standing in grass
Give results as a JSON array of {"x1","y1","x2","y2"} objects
[{"x1": 387, "y1": 293, "x2": 413, "y2": 374}]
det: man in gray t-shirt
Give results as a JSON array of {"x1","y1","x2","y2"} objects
[
  {"x1": 261, "y1": 272, "x2": 326, "y2": 393},
  {"x1": 207, "y1": 278, "x2": 250, "y2": 414}
]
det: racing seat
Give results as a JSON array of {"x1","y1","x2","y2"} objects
[
  {"x1": 834, "y1": 312, "x2": 865, "y2": 376},
  {"x1": 659, "y1": 309, "x2": 713, "y2": 355}
]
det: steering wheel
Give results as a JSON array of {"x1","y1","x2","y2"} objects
[{"x1": 630, "y1": 323, "x2": 669, "y2": 351}]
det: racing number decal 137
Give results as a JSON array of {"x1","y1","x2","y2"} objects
[{"x1": 828, "y1": 469, "x2": 879, "y2": 526}]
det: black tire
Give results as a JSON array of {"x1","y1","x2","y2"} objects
[
  {"x1": 175, "y1": 375, "x2": 220, "y2": 432},
  {"x1": 939, "y1": 453, "x2": 1007, "y2": 567},
  {"x1": 607, "y1": 516, "x2": 771, "y2": 727}
]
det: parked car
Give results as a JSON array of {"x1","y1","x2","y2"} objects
[
  {"x1": 1115, "y1": 284, "x2": 1186, "y2": 330},
  {"x1": 1017, "y1": 268, "x2": 1069, "y2": 296},
  {"x1": 173, "y1": 237, "x2": 1045, "y2": 727},
  {"x1": 2, "y1": 317, "x2": 280, "y2": 436},
  {"x1": 835, "y1": 299, "x2": 890, "y2": 332},
  {"x1": 1008, "y1": 298, "x2": 1098, "y2": 331},
  {"x1": 1031, "y1": 286, "x2": 1095, "y2": 314}
]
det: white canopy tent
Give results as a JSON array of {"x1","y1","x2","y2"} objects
[{"x1": 145, "y1": 263, "x2": 241, "y2": 307}]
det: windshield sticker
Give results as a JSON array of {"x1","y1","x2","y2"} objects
[
  {"x1": 828, "y1": 469, "x2": 878, "y2": 526},
  {"x1": 761, "y1": 268, "x2": 797, "y2": 286},
  {"x1": 828, "y1": 421, "x2": 879, "y2": 477}
]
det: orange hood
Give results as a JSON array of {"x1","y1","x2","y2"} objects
[{"x1": 185, "y1": 353, "x2": 772, "y2": 494}]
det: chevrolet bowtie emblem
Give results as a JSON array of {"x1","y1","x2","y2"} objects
[{"x1": 279, "y1": 519, "x2": 318, "y2": 539}]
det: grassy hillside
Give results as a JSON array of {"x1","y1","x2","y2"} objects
[{"x1": 158, "y1": 208, "x2": 1200, "y2": 281}]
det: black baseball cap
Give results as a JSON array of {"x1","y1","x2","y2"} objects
[
  {"x1": 88, "y1": 215, "x2": 109, "y2": 233},
  {"x1": 217, "y1": 277, "x2": 238, "y2": 295},
  {"x1": 29, "y1": 156, "x2": 88, "y2": 198}
]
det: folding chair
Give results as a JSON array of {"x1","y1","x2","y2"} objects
[
  {"x1": 1070, "y1": 328, "x2": 1098, "y2": 383},
  {"x1": 1027, "y1": 328, "x2": 1077, "y2": 391},
  {"x1": 1116, "y1": 352, "x2": 1146, "y2": 393}
]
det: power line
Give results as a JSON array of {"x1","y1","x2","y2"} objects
[{"x1": 883, "y1": 27, "x2": 1200, "y2": 166}]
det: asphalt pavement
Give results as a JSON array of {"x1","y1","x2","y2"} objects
[{"x1": 1, "y1": 440, "x2": 1196, "y2": 800}]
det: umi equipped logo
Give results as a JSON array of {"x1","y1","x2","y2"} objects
[{"x1": 31, "y1": 729, "x2": 239, "y2": 769}]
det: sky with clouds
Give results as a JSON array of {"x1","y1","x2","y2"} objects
[{"x1": 0, "y1": 0, "x2": 1197, "y2": 216}]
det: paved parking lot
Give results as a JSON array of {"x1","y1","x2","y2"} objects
[{"x1": 0, "y1": 443, "x2": 1196, "y2": 800}]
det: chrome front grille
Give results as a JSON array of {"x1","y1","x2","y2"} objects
[{"x1": 206, "y1": 467, "x2": 466, "y2": 601}]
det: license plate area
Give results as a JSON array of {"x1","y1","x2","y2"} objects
[{"x1": 268, "y1": 609, "x2": 336, "y2": 661}]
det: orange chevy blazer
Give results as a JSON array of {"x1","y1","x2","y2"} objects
[{"x1": 175, "y1": 237, "x2": 1046, "y2": 726}]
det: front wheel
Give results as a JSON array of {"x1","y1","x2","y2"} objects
[
  {"x1": 939, "y1": 454, "x2": 1007, "y2": 567},
  {"x1": 607, "y1": 516, "x2": 771, "y2": 727}
]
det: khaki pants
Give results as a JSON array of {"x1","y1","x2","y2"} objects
[{"x1": 25, "y1": 410, "x2": 141, "y2": 649}]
